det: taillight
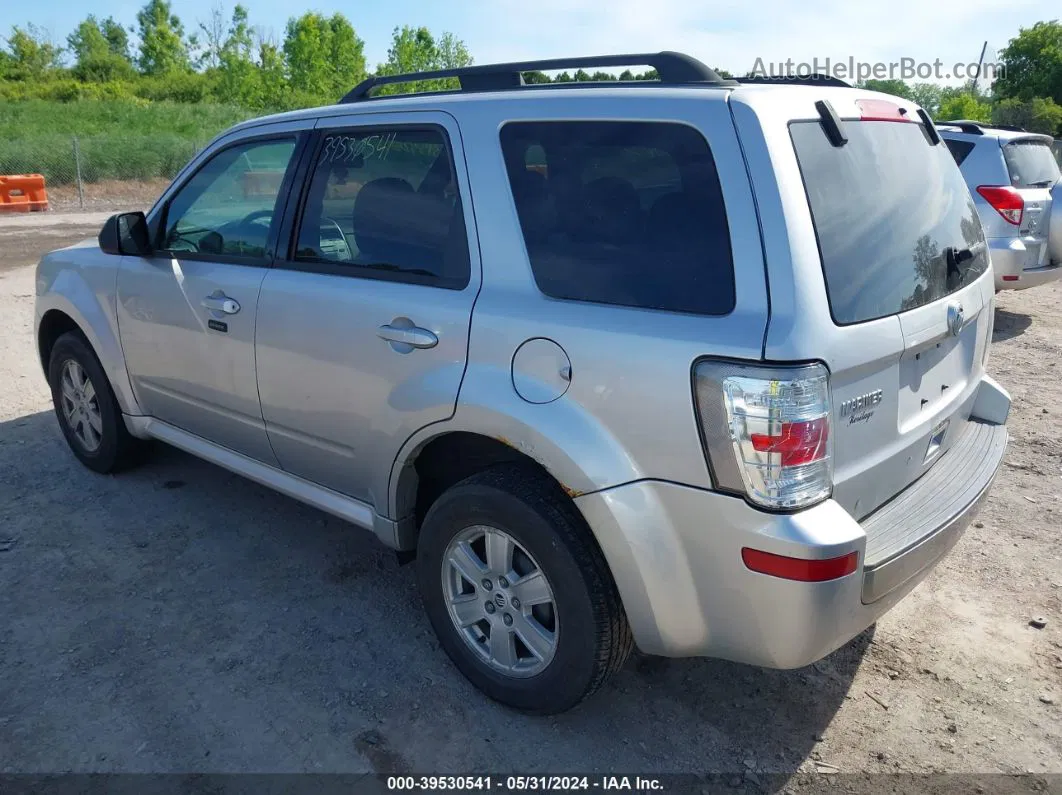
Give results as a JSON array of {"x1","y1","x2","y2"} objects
[
  {"x1": 693, "y1": 362, "x2": 833, "y2": 510},
  {"x1": 976, "y1": 185, "x2": 1024, "y2": 225}
]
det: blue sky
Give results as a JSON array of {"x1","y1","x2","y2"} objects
[{"x1": 1, "y1": 0, "x2": 1057, "y2": 83}]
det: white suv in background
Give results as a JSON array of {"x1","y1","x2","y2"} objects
[{"x1": 940, "y1": 120, "x2": 1062, "y2": 291}]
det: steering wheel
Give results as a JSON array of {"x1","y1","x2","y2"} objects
[
  {"x1": 317, "y1": 216, "x2": 352, "y2": 260},
  {"x1": 239, "y1": 209, "x2": 275, "y2": 227}
]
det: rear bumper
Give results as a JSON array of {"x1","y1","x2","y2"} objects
[
  {"x1": 990, "y1": 236, "x2": 1061, "y2": 290},
  {"x1": 576, "y1": 380, "x2": 1010, "y2": 667}
]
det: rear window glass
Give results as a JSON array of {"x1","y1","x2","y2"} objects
[
  {"x1": 791, "y1": 121, "x2": 988, "y2": 325},
  {"x1": 944, "y1": 139, "x2": 975, "y2": 166},
  {"x1": 1003, "y1": 140, "x2": 1061, "y2": 188},
  {"x1": 499, "y1": 121, "x2": 735, "y2": 316}
]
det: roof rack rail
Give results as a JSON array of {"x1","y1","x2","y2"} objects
[
  {"x1": 936, "y1": 120, "x2": 985, "y2": 135},
  {"x1": 736, "y1": 74, "x2": 851, "y2": 88},
  {"x1": 339, "y1": 51, "x2": 737, "y2": 103}
]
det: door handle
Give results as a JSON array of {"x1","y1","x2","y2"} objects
[
  {"x1": 376, "y1": 323, "x2": 439, "y2": 350},
  {"x1": 202, "y1": 293, "x2": 241, "y2": 314}
]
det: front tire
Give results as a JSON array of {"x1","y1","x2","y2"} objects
[
  {"x1": 417, "y1": 465, "x2": 633, "y2": 713},
  {"x1": 48, "y1": 331, "x2": 144, "y2": 474}
]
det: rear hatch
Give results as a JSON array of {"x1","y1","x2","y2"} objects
[
  {"x1": 1001, "y1": 136, "x2": 1060, "y2": 268},
  {"x1": 730, "y1": 88, "x2": 995, "y2": 523}
]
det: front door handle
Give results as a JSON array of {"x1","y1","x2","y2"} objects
[
  {"x1": 376, "y1": 322, "x2": 439, "y2": 351},
  {"x1": 202, "y1": 292, "x2": 241, "y2": 315}
]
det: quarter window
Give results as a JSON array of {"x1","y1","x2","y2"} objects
[
  {"x1": 499, "y1": 121, "x2": 735, "y2": 316},
  {"x1": 161, "y1": 138, "x2": 296, "y2": 259},
  {"x1": 294, "y1": 127, "x2": 470, "y2": 289}
]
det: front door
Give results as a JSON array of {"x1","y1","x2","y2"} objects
[
  {"x1": 255, "y1": 112, "x2": 479, "y2": 512},
  {"x1": 117, "y1": 134, "x2": 302, "y2": 463}
]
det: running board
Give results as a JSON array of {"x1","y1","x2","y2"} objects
[{"x1": 124, "y1": 415, "x2": 399, "y2": 547}]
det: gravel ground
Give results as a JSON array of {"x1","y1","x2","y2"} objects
[{"x1": 0, "y1": 214, "x2": 1060, "y2": 791}]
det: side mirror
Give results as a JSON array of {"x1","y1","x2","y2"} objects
[{"x1": 99, "y1": 212, "x2": 152, "y2": 256}]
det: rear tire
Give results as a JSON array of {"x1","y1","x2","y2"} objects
[
  {"x1": 416, "y1": 464, "x2": 633, "y2": 714},
  {"x1": 48, "y1": 331, "x2": 145, "y2": 474}
]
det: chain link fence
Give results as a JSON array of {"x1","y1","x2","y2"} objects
[{"x1": 0, "y1": 135, "x2": 203, "y2": 212}]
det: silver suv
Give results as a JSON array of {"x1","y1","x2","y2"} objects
[
  {"x1": 939, "y1": 120, "x2": 1062, "y2": 290},
  {"x1": 34, "y1": 53, "x2": 1011, "y2": 713}
]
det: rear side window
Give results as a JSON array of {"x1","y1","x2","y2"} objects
[
  {"x1": 791, "y1": 121, "x2": 988, "y2": 325},
  {"x1": 293, "y1": 126, "x2": 470, "y2": 289},
  {"x1": 944, "y1": 139, "x2": 975, "y2": 167},
  {"x1": 1003, "y1": 140, "x2": 1061, "y2": 188},
  {"x1": 499, "y1": 121, "x2": 735, "y2": 315}
]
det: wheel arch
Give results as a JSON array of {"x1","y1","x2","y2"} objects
[
  {"x1": 35, "y1": 278, "x2": 141, "y2": 416},
  {"x1": 391, "y1": 430, "x2": 582, "y2": 551}
]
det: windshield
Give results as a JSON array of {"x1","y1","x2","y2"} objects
[
  {"x1": 1003, "y1": 140, "x2": 1061, "y2": 188},
  {"x1": 791, "y1": 120, "x2": 988, "y2": 325}
]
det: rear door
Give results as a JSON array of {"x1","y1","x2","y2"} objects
[
  {"x1": 732, "y1": 90, "x2": 995, "y2": 520},
  {"x1": 254, "y1": 111, "x2": 479, "y2": 511}
]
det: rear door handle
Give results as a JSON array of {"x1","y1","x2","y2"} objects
[
  {"x1": 376, "y1": 323, "x2": 439, "y2": 350},
  {"x1": 202, "y1": 293, "x2": 241, "y2": 314}
]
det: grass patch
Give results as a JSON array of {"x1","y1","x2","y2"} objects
[{"x1": 0, "y1": 100, "x2": 258, "y2": 185}]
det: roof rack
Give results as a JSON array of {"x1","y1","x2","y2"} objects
[
  {"x1": 340, "y1": 51, "x2": 737, "y2": 103},
  {"x1": 937, "y1": 120, "x2": 1037, "y2": 136},
  {"x1": 736, "y1": 74, "x2": 851, "y2": 88},
  {"x1": 936, "y1": 120, "x2": 985, "y2": 134}
]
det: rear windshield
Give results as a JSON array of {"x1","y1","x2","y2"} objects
[
  {"x1": 1003, "y1": 140, "x2": 1061, "y2": 188},
  {"x1": 791, "y1": 121, "x2": 988, "y2": 325},
  {"x1": 499, "y1": 121, "x2": 735, "y2": 316}
]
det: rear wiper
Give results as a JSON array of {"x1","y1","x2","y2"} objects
[
  {"x1": 944, "y1": 242, "x2": 986, "y2": 282},
  {"x1": 360, "y1": 261, "x2": 437, "y2": 278},
  {"x1": 948, "y1": 241, "x2": 987, "y2": 265},
  {"x1": 1027, "y1": 179, "x2": 1057, "y2": 188}
]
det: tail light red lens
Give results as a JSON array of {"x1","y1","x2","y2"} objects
[
  {"x1": 976, "y1": 185, "x2": 1024, "y2": 225},
  {"x1": 741, "y1": 548, "x2": 858, "y2": 582},
  {"x1": 693, "y1": 362, "x2": 833, "y2": 510},
  {"x1": 750, "y1": 417, "x2": 829, "y2": 467}
]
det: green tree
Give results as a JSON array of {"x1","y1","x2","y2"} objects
[
  {"x1": 992, "y1": 96, "x2": 1062, "y2": 135},
  {"x1": 374, "y1": 26, "x2": 471, "y2": 95},
  {"x1": 437, "y1": 32, "x2": 471, "y2": 70},
  {"x1": 196, "y1": 2, "x2": 226, "y2": 69},
  {"x1": 5, "y1": 24, "x2": 63, "y2": 78},
  {"x1": 100, "y1": 17, "x2": 130, "y2": 60},
  {"x1": 908, "y1": 82, "x2": 944, "y2": 115},
  {"x1": 283, "y1": 12, "x2": 366, "y2": 101},
  {"x1": 67, "y1": 16, "x2": 135, "y2": 81},
  {"x1": 257, "y1": 36, "x2": 288, "y2": 106},
  {"x1": 995, "y1": 20, "x2": 1062, "y2": 105},
  {"x1": 136, "y1": 0, "x2": 191, "y2": 75},
  {"x1": 937, "y1": 91, "x2": 992, "y2": 122},
  {"x1": 861, "y1": 78, "x2": 913, "y2": 99},
  {"x1": 215, "y1": 5, "x2": 258, "y2": 104}
]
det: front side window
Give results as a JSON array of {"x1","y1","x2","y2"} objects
[
  {"x1": 161, "y1": 138, "x2": 296, "y2": 259},
  {"x1": 293, "y1": 127, "x2": 470, "y2": 289},
  {"x1": 499, "y1": 121, "x2": 735, "y2": 316}
]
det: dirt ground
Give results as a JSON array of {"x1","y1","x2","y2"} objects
[
  {"x1": 42, "y1": 180, "x2": 170, "y2": 214},
  {"x1": 0, "y1": 212, "x2": 1060, "y2": 792}
]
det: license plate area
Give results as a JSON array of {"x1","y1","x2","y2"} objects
[{"x1": 898, "y1": 332, "x2": 976, "y2": 429}]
